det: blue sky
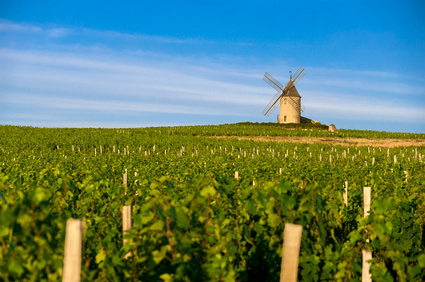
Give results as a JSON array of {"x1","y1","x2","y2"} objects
[{"x1": 1, "y1": 1, "x2": 424, "y2": 132}]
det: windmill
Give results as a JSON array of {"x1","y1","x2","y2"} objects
[{"x1": 262, "y1": 66, "x2": 306, "y2": 124}]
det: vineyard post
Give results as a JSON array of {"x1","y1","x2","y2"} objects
[
  {"x1": 363, "y1": 187, "x2": 372, "y2": 282},
  {"x1": 63, "y1": 219, "x2": 85, "y2": 282},
  {"x1": 235, "y1": 171, "x2": 239, "y2": 181},
  {"x1": 280, "y1": 223, "x2": 303, "y2": 282},
  {"x1": 123, "y1": 205, "x2": 132, "y2": 258},
  {"x1": 124, "y1": 169, "x2": 128, "y2": 195},
  {"x1": 343, "y1": 181, "x2": 348, "y2": 206}
]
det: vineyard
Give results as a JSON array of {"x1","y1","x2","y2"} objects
[{"x1": 1, "y1": 124, "x2": 424, "y2": 281}]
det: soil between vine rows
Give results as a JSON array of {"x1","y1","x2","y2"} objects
[{"x1": 209, "y1": 135, "x2": 425, "y2": 148}]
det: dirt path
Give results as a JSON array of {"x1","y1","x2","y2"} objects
[{"x1": 209, "y1": 136, "x2": 425, "y2": 148}]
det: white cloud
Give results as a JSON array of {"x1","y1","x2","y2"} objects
[
  {"x1": 47, "y1": 28, "x2": 72, "y2": 38},
  {"x1": 0, "y1": 21, "x2": 42, "y2": 33},
  {"x1": 83, "y1": 28, "x2": 207, "y2": 44},
  {"x1": 0, "y1": 19, "x2": 206, "y2": 46},
  {"x1": 303, "y1": 90, "x2": 425, "y2": 123},
  {"x1": 0, "y1": 48, "x2": 269, "y2": 109}
]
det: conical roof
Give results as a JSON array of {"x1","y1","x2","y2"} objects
[{"x1": 283, "y1": 80, "x2": 301, "y2": 98}]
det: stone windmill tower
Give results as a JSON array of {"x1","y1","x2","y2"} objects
[{"x1": 262, "y1": 67, "x2": 306, "y2": 124}]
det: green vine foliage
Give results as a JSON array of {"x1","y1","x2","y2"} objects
[{"x1": 0, "y1": 125, "x2": 424, "y2": 281}]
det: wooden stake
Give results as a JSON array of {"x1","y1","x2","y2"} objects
[
  {"x1": 362, "y1": 249, "x2": 372, "y2": 282},
  {"x1": 63, "y1": 219, "x2": 85, "y2": 282},
  {"x1": 123, "y1": 205, "x2": 132, "y2": 258},
  {"x1": 343, "y1": 181, "x2": 348, "y2": 206},
  {"x1": 280, "y1": 223, "x2": 303, "y2": 282},
  {"x1": 123, "y1": 169, "x2": 128, "y2": 186},
  {"x1": 364, "y1": 187, "x2": 371, "y2": 217},
  {"x1": 235, "y1": 171, "x2": 239, "y2": 180},
  {"x1": 363, "y1": 187, "x2": 372, "y2": 282},
  {"x1": 123, "y1": 169, "x2": 128, "y2": 195}
]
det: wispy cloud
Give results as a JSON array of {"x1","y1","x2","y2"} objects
[
  {"x1": 0, "y1": 19, "x2": 207, "y2": 45},
  {"x1": 305, "y1": 91, "x2": 425, "y2": 123},
  {"x1": 0, "y1": 48, "x2": 268, "y2": 108},
  {"x1": 0, "y1": 21, "x2": 42, "y2": 33}
]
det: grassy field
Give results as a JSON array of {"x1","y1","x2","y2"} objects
[{"x1": 1, "y1": 124, "x2": 424, "y2": 281}]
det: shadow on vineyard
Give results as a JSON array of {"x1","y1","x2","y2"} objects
[{"x1": 0, "y1": 124, "x2": 424, "y2": 281}]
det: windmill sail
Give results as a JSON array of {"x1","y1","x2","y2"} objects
[
  {"x1": 263, "y1": 72, "x2": 284, "y2": 92},
  {"x1": 262, "y1": 73, "x2": 292, "y2": 116},
  {"x1": 292, "y1": 67, "x2": 306, "y2": 85},
  {"x1": 262, "y1": 90, "x2": 283, "y2": 116},
  {"x1": 264, "y1": 99, "x2": 281, "y2": 117},
  {"x1": 292, "y1": 66, "x2": 303, "y2": 81}
]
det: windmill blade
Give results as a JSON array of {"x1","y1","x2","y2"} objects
[
  {"x1": 262, "y1": 90, "x2": 283, "y2": 116},
  {"x1": 263, "y1": 72, "x2": 284, "y2": 92},
  {"x1": 292, "y1": 66, "x2": 303, "y2": 81},
  {"x1": 301, "y1": 103, "x2": 306, "y2": 112},
  {"x1": 263, "y1": 98, "x2": 281, "y2": 117},
  {"x1": 292, "y1": 67, "x2": 306, "y2": 85}
]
